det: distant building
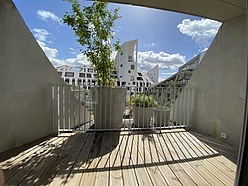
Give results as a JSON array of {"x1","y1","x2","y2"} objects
[
  {"x1": 56, "y1": 39, "x2": 158, "y2": 94},
  {"x1": 155, "y1": 51, "x2": 206, "y2": 88}
]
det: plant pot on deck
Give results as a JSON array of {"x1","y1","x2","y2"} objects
[
  {"x1": 133, "y1": 107, "x2": 153, "y2": 128},
  {"x1": 90, "y1": 87, "x2": 126, "y2": 130},
  {"x1": 153, "y1": 108, "x2": 170, "y2": 127}
]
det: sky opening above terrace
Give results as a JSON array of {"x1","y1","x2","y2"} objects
[{"x1": 13, "y1": 0, "x2": 221, "y2": 82}]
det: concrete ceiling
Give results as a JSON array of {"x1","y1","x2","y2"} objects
[{"x1": 105, "y1": 0, "x2": 246, "y2": 22}]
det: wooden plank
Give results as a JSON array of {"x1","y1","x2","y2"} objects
[
  {"x1": 129, "y1": 134, "x2": 153, "y2": 186},
  {"x1": 5, "y1": 137, "x2": 64, "y2": 186},
  {"x1": 19, "y1": 137, "x2": 69, "y2": 186},
  {"x1": 159, "y1": 133, "x2": 198, "y2": 185},
  {"x1": 183, "y1": 132, "x2": 217, "y2": 156},
  {"x1": 0, "y1": 136, "x2": 59, "y2": 170},
  {"x1": 133, "y1": 132, "x2": 168, "y2": 186},
  {"x1": 79, "y1": 133, "x2": 101, "y2": 186},
  {"x1": 179, "y1": 132, "x2": 236, "y2": 181},
  {"x1": 168, "y1": 132, "x2": 215, "y2": 185},
  {"x1": 64, "y1": 133, "x2": 95, "y2": 186},
  {"x1": 169, "y1": 131, "x2": 229, "y2": 185},
  {"x1": 49, "y1": 133, "x2": 89, "y2": 186},
  {"x1": 197, "y1": 158, "x2": 234, "y2": 185},
  {"x1": 109, "y1": 132, "x2": 123, "y2": 186},
  {"x1": 94, "y1": 133, "x2": 111, "y2": 186},
  {"x1": 184, "y1": 132, "x2": 237, "y2": 172},
  {"x1": 151, "y1": 133, "x2": 182, "y2": 185},
  {"x1": 118, "y1": 133, "x2": 138, "y2": 186},
  {"x1": 34, "y1": 133, "x2": 82, "y2": 186}
]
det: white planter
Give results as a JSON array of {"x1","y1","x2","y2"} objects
[
  {"x1": 154, "y1": 108, "x2": 170, "y2": 127},
  {"x1": 90, "y1": 87, "x2": 126, "y2": 130},
  {"x1": 133, "y1": 107, "x2": 153, "y2": 128}
]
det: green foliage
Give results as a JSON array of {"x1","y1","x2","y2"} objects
[
  {"x1": 63, "y1": 0, "x2": 121, "y2": 87},
  {"x1": 131, "y1": 94, "x2": 156, "y2": 108}
]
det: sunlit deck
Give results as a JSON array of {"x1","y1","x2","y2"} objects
[{"x1": 0, "y1": 129, "x2": 237, "y2": 186}]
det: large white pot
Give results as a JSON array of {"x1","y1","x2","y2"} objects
[
  {"x1": 133, "y1": 107, "x2": 153, "y2": 128},
  {"x1": 153, "y1": 108, "x2": 170, "y2": 127},
  {"x1": 90, "y1": 87, "x2": 126, "y2": 130}
]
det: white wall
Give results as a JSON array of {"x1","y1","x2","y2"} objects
[
  {"x1": 0, "y1": 0, "x2": 88, "y2": 153},
  {"x1": 186, "y1": 14, "x2": 246, "y2": 147}
]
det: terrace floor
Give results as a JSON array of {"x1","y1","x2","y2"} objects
[{"x1": 0, "y1": 128, "x2": 238, "y2": 186}]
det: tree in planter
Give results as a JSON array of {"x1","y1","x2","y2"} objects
[
  {"x1": 63, "y1": 1, "x2": 125, "y2": 129},
  {"x1": 63, "y1": 0, "x2": 121, "y2": 87}
]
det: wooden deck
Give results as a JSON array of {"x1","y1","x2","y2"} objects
[{"x1": 0, "y1": 129, "x2": 237, "y2": 186}]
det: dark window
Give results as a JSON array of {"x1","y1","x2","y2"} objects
[
  {"x1": 78, "y1": 79, "x2": 82, "y2": 85},
  {"x1": 128, "y1": 56, "x2": 133, "y2": 62},
  {"x1": 137, "y1": 77, "x2": 143, "y2": 81},
  {"x1": 128, "y1": 70, "x2": 131, "y2": 73},
  {"x1": 65, "y1": 78, "x2": 69, "y2": 83},
  {"x1": 131, "y1": 65, "x2": 135, "y2": 70},
  {"x1": 87, "y1": 74, "x2": 91, "y2": 78},
  {"x1": 88, "y1": 68, "x2": 93, "y2": 73},
  {"x1": 58, "y1": 72, "x2": 62, "y2": 76},
  {"x1": 138, "y1": 72, "x2": 142, "y2": 76},
  {"x1": 120, "y1": 64, "x2": 123, "y2": 67},
  {"x1": 65, "y1": 72, "x2": 74, "y2": 77},
  {"x1": 79, "y1": 73, "x2": 85, "y2": 77}
]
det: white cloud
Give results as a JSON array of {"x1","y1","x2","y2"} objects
[
  {"x1": 137, "y1": 51, "x2": 186, "y2": 72},
  {"x1": 177, "y1": 18, "x2": 221, "y2": 47},
  {"x1": 37, "y1": 10, "x2": 60, "y2": 23},
  {"x1": 32, "y1": 28, "x2": 50, "y2": 42},
  {"x1": 65, "y1": 53, "x2": 90, "y2": 66}
]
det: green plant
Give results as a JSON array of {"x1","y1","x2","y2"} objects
[
  {"x1": 131, "y1": 94, "x2": 156, "y2": 108},
  {"x1": 63, "y1": 0, "x2": 121, "y2": 87}
]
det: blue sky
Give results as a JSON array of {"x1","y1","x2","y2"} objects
[{"x1": 13, "y1": 0, "x2": 221, "y2": 82}]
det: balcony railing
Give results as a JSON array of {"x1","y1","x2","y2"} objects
[{"x1": 52, "y1": 84, "x2": 195, "y2": 132}]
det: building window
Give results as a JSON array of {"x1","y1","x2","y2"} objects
[
  {"x1": 131, "y1": 65, "x2": 135, "y2": 70},
  {"x1": 78, "y1": 79, "x2": 82, "y2": 85},
  {"x1": 65, "y1": 78, "x2": 69, "y2": 83},
  {"x1": 88, "y1": 68, "x2": 93, "y2": 73},
  {"x1": 137, "y1": 77, "x2": 143, "y2": 81},
  {"x1": 65, "y1": 72, "x2": 74, "y2": 77},
  {"x1": 130, "y1": 76, "x2": 134, "y2": 81},
  {"x1": 138, "y1": 72, "x2": 142, "y2": 76},
  {"x1": 79, "y1": 73, "x2": 85, "y2": 77},
  {"x1": 87, "y1": 73, "x2": 92, "y2": 78},
  {"x1": 128, "y1": 55, "x2": 133, "y2": 62},
  {"x1": 120, "y1": 64, "x2": 123, "y2": 67},
  {"x1": 58, "y1": 72, "x2": 62, "y2": 76},
  {"x1": 133, "y1": 82, "x2": 135, "y2": 85},
  {"x1": 128, "y1": 70, "x2": 131, "y2": 73},
  {"x1": 120, "y1": 76, "x2": 122, "y2": 78}
]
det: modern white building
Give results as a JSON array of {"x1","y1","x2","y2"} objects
[{"x1": 56, "y1": 39, "x2": 158, "y2": 93}]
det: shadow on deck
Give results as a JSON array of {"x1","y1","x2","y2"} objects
[{"x1": 0, "y1": 129, "x2": 238, "y2": 186}]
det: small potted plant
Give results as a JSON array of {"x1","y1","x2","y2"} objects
[
  {"x1": 153, "y1": 89, "x2": 172, "y2": 127},
  {"x1": 154, "y1": 101, "x2": 171, "y2": 127},
  {"x1": 131, "y1": 93, "x2": 156, "y2": 128},
  {"x1": 63, "y1": 0, "x2": 126, "y2": 130}
]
